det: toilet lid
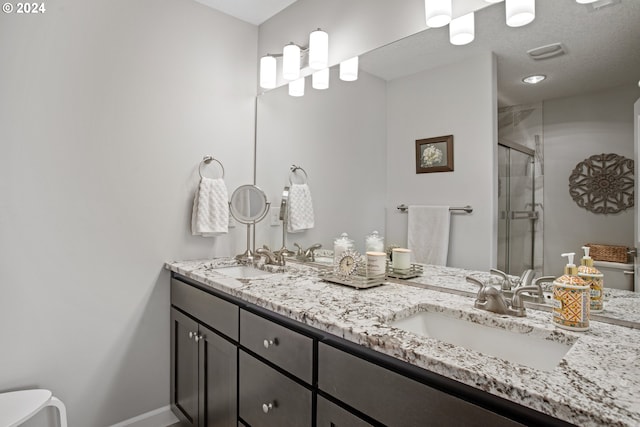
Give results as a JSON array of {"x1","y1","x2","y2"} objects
[{"x1": 0, "y1": 389, "x2": 52, "y2": 427}]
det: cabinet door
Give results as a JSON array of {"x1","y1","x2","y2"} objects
[
  {"x1": 199, "y1": 323, "x2": 237, "y2": 427},
  {"x1": 171, "y1": 308, "x2": 199, "y2": 427}
]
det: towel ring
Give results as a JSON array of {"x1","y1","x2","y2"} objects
[
  {"x1": 289, "y1": 164, "x2": 308, "y2": 185},
  {"x1": 199, "y1": 156, "x2": 225, "y2": 179}
]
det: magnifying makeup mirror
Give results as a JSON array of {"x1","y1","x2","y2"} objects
[{"x1": 229, "y1": 184, "x2": 270, "y2": 261}]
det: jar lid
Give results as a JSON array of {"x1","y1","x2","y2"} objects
[
  {"x1": 334, "y1": 232, "x2": 353, "y2": 245},
  {"x1": 366, "y1": 230, "x2": 383, "y2": 244}
]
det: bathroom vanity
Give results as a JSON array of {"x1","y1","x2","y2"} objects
[{"x1": 166, "y1": 259, "x2": 640, "y2": 427}]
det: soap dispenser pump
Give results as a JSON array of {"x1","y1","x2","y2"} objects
[
  {"x1": 552, "y1": 253, "x2": 590, "y2": 331},
  {"x1": 578, "y1": 246, "x2": 605, "y2": 313}
]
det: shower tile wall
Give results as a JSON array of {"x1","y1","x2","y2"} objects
[{"x1": 498, "y1": 103, "x2": 544, "y2": 273}]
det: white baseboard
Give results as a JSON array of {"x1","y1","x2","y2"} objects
[{"x1": 109, "y1": 405, "x2": 179, "y2": 427}]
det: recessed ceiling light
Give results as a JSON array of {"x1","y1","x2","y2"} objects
[{"x1": 522, "y1": 74, "x2": 546, "y2": 84}]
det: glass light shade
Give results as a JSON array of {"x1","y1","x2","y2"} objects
[
  {"x1": 449, "y1": 12, "x2": 475, "y2": 45},
  {"x1": 283, "y1": 43, "x2": 301, "y2": 80},
  {"x1": 506, "y1": 0, "x2": 535, "y2": 27},
  {"x1": 312, "y1": 68, "x2": 330, "y2": 90},
  {"x1": 340, "y1": 56, "x2": 359, "y2": 81},
  {"x1": 425, "y1": 0, "x2": 452, "y2": 28},
  {"x1": 289, "y1": 76, "x2": 305, "y2": 97},
  {"x1": 259, "y1": 55, "x2": 277, "y2": 89},
  {"x1": 309, "y1": 29, "x2": 329, "y2": 70},
  {"x1": 485, "y1": 0, "x2": 504, "y2": 3},
  {"x1": 575, "y1": 0, "x2": 598, "y2": 3}
]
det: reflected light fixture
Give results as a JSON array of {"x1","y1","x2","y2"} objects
[
  {"x1": 575, "y1": 0, "x2": 598, "y2": 3},
  {"x1": 259, "y1": 55, "x2": 277, "y2": 89},
  {"x1": 289, "y1": 76, "x2": 305, "y2": 96},
  {"x1": 484, "y1": 0, "x2": 504, "y2": 2},
  {"x1": 449, "y1": 12, "x2": 475, "y2": 45},
  {"x1": 522, "y1": 74, "x2": 546, "y2": 84},
  {"x1": 283, "y1": 43, "x2": 301, "y2": 80},
  {"x1": 309, "y1": 29, "x2": 329, "y2": 70},
  {"x1": 425, "y1": 0, "x2": 452, "y2": 28},
  {"x1": 506, "y1": 0, "x2": 535, "y2": 27},
  {"x1": 340, "y1": 56, "x2": 359, "y2": 81},
  {"x1": 312, "y1": 68, "x2": 330, "y2": 90}
]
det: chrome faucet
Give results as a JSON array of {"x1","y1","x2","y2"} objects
[
  {"x1": 294, "y1": 243, "x2": 322, "y2": 262},
  {"x1": 256, "y1": 245, "x2": 286, "y2": 266},
  {"x1": 467, "y1": 276, "x2": 543, "y2": 317}
]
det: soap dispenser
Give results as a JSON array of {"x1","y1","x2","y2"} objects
[
  {"x1": 552, "y1": 253, "x2": 590, "y2": 331},
  {"x1": 578, "y1": 246, "x2": 605, "y2": 313},
  {"x1": 333, "y1": 233, "x2": 354, "y2": 266},
  {"x1": 365, "y1": 230, "x2": 385, "y2": 253}
]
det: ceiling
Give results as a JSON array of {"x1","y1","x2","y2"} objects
[
  {"x1": 360, "y1": 0, "x2": 640, "y2": 106},
  {"x1": 193, "y1": 0, "x2": 298, "y2": 25}
]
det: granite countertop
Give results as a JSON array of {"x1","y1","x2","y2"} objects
[{"x1": 165, "y1": 258, "x2": 640, "y2": 427}]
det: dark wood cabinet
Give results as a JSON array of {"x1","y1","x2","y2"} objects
[{"x1": 171, "y1": 278, "x2": 238, "y2": 427}]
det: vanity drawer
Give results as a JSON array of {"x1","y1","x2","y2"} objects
[
  {"x1": 318, "y1": 343, "x2": 524, "y2": 427},
  {"x1": 240, "y1": 309, "x2": 313, "y2": 383},
  {"x1": 171, "y1": 278, "x2": 239, "y2": 341},
  {"x1": 317, "y1": 396, "x2": 373, "y2": 427},
  {"x1": 239, "y1": 350, "x2": 312, "y2": 427}
]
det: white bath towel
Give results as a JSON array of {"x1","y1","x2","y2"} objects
[
  {"x1": 287, "y1": 183, "x2": 314, "y2": 233},
  {"x1": 407, "y1": 205, "x2": 450, "y2": 266},
  {"x1": 191, "y1": 177, "x2": 229, "y2": 236}
]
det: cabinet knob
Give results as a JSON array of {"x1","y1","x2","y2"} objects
[
  {"x1": 263, "y1": 338, "x2": 278, "y2": 349},
  {"x1": 188, "y1": 331, "x2": 196, "y2": 339},
  {"x1": 194, "y1": 333, "x2": 203, "y2": 342},
  {"x1": 262, "y1": 402, "x2": 274, "y2": 414}
]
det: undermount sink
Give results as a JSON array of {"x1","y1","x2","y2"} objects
[
  {"x1": 212, "y1": 265, "x2": 274, "y2": 279},
  {"x1": 389, "y1": 310, "x2": 575, "y2": 372}
]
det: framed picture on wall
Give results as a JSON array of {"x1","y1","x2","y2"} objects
[{"x1": 415, "y1": 135, "x2": 454, "y2": 173}]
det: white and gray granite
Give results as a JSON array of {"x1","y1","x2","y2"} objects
[{"x1": 165, "y1": 258, "x2": 640, "y2": 427}]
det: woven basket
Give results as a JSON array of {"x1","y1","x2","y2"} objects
[{"x1": 586, "y1": 243, "x2": 628, "y2": 263}]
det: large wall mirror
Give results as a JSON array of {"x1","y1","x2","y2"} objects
[{"x1": 255, "y1": 1, "x2": 640, "y2": 278}]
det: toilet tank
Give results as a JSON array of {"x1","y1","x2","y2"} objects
[{"x1": 593, "y1": 261, "x2": 634, "y2": 291}]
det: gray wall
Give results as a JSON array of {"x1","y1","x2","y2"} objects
[
  {"x1": 255, "y1": 68, "x2": 387, "y2": 252},
  {"x1": 544, "y1": 84, "x2": 638, "y2": 276},
  {"x1": 0, "y1": 0, "x2": 257, "y2": 425},
  {"x1": 385, "y1": 53, "x2": 498, "y2": 271}
]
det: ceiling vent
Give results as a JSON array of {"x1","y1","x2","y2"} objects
[{"x1": 527, "y1": 43, "x2": 566, "y2": 60}]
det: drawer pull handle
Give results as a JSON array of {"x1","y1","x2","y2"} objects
[
  {"x1": 623, "y1": 270, "x2": 635, "y2": 276},
  {"x1": 263, "y1": 338, "x2": 278, "y2": 349},
  {"x1": 262, "y1": 402, "x2": 274, "y2": 414}
]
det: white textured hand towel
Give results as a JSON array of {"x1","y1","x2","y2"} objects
[
  {"x1": 407, "y1": 205, "x2": 450, "y2": 266},
  {"x1": 287, "y1": 183, "x2": 314, "y2": 233},
  {"x1": 191, "y1": 177, "x2": 229, "y2": 236}
]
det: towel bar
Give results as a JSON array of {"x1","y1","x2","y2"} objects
[{"x1": 397, "y1": 204, "x2": 473, "y2": 214}]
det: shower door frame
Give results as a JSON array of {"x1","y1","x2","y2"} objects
[{"x1": 498, "y1": 140, "x2": 537, "y2": 275}]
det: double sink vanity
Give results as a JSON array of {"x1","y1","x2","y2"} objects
[{"x1": 165, "y1": 258, "x2": 640, "y2": 426}]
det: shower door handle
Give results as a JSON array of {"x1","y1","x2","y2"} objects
[{"x1": 510, "y1": 210, "x2": 539, "y2": 220}]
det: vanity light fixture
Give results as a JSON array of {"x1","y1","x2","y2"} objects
[
  {"x1": 484, "y1": 0, "x2": 504, "y2": 2},
  {"x1": 425, "y1": 0, "x2": 452, "y2": 28},
  {"x1": 309, "y1": 29, "x2": 328, "y2": 70},
  {"x1": 522, "y1": 74, "x2": 546, "y2": 84},
  {"x1": 339, "y1": 56, "x2": 359, "y2": 81},
  {"x1": 289, "y1": 76, "x2": 305, "y2": 97},
  {"x1": 449, "y1": 12, "x2": 475, "y2": 45},
  {"x1": 283, "y1": 42, "x2": 301, "y2": 81},
  {"x1": 575, "y1": 0, "x2": 599, "y2": 3},
  {"x1": 259, "y1": 55, "x2": 277, "y2": 89},
  {"x1": 312, "y1": 68, "x2": 330, "y2": 90},
  {"x1": 506, "y1": 0, "x2": 535, "y2": 27}
]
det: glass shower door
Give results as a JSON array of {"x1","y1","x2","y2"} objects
[{"x1": 498, "y1": 144, "x2": 537, "y2": 275}]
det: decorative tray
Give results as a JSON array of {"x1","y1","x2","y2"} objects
[
  {"x1": 319, "y1": 271, "x2": 386, "y2": 289},
  {"x1": 386, "y1": 262, "x2": 424, "y2": 280}
]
